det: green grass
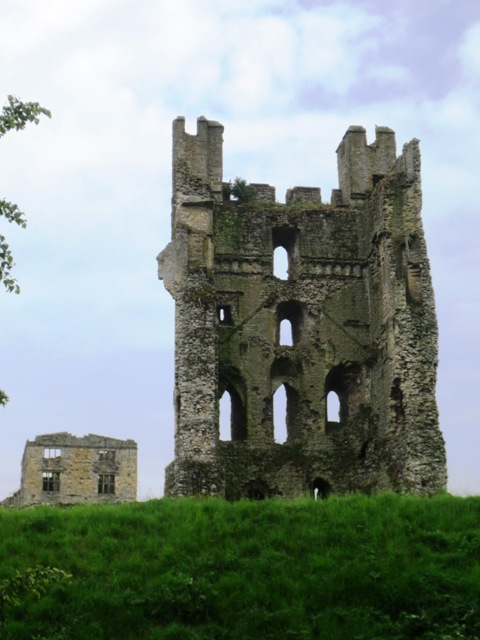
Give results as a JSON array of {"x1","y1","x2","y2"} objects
[{"x1": 1, "y1": 493, "x2": 480, "y2": 639}]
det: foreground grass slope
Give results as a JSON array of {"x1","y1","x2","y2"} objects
[{"x1": 1, "y1": 494, "x2": 480, "y2": 639}]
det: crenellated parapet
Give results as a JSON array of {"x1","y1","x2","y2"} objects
[
  {"x1": 336, "y1": 125, "x2": 397, "y2": 204},
  {"x1": 286, "y1": 187, "x2": 322, "y2": 205},
  {"x1": 172, "y1": 116, "x2": 224, "y2": 203}
]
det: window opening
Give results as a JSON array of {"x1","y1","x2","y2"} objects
[
  {"x1": 327, "y1": 391, "x2": 341, "y2": 423},
  {"x1": 219, "y1": 390, "x2": 232, "y2": 441},
  {"x1": 99, "y1": 450, "x2": 115, "y2": 462},
  {"x1": 217, "y1": 305, "x2": 233, "y2": 325},
  {"x1": 273, "y1": 384, "x2": 288, "y2": 444},
  {"x1": 218, "y1": 384, "x2": 247, "y2": 441},
  {"x1": 42, "y1": 471, "x2": 60, "y2": 492},
  {"x1": 312, "y1": 477, "x2": 332, "y2": 500},
  {"x1": 43, "y1": 448, "x2": 61, "y2": 459},
  {"x1": 273, "y1": 246, "x2": 289, "y2": 280},
  {"x1": 98, "y1": 474, "x2": 115, "y2": 495},
  {"x1": 175, "y1": 392, "x2": 181, "y2": 434},
  {"x1": 272, "y1": 227, "x2": 297, "y2": 280},
  {"x1": 279, "y1": 319, "x2": 293, "y2": 346},
  {"x1": 276, "y1": 301, "x2": 304, "y2": 346}
]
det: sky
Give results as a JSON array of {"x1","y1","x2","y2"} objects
[{"x1": 1, "y1": 0, "x2": 479, "y2": 500}]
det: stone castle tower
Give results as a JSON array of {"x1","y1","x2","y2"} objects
[{"x1": 157, "y1": 116, "x2": 447, "y2": 499}]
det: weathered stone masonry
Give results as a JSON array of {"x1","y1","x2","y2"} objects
[
  {"x1": 157, "y1": 116, "x2": 447, "y2": 499},
  {"x1": 13, "y1": 432, "x2": 137, "y2": 507}
]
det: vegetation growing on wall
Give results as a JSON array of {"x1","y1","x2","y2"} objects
[{"x1": 223, "y1": 177, "x2": 255, "y2": 203}]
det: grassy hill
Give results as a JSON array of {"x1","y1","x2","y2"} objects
[{"x1": 1, "y1": 494, "x2": 480, "y2": 639}]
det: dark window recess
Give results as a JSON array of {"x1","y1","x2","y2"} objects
[
  {"x1": 312, "y1": 477, "x2": 332, "y2": 499},
  {"x1": 244, "y1": 479, "x2": 271, "y2": 500},
  {"x1": 217, "y1": 305, "x2": 233, "y2": 325},
  {"x1": 98, "y1": 474, "x2": 115, "y2": 495},
  {"x1": 42, "y1": 471, "x2": 60, "y2": 492},
  {"x1": 99, "y1": 450, "x2": 115, "y2": 462}
]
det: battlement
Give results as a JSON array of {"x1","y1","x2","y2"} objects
[
  {"x1": 286, "y1": 186, "x2": 322, "y2": 205},
  {"x1": 172, "y1": 118, "x2": 415, "y2": 207},
  {"x1": 173, "y1": 116, "x2": 224, "y2": 201},
  {"x1": 336, "y1": 125, "x2": 397, "y2": 204},
  {"x1": 249, "y1": 183, "x2": 276, "y2": 202}
]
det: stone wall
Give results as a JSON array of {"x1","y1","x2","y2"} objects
[
  {"x1": 158, "y1": 117, "x2": 447, "y2": 499},
  {"x1": 14, "y1": 432, "x2": 137, "y2": 506}
]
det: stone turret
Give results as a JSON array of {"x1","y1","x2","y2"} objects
[{"x1": 336, "y1": 125, "x2": 397, "y2": 203}]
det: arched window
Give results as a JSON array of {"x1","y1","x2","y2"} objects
[
  {"x1": 272, "y1": 381, "x2": 301, "y2": 443},
  {"x1": 218, "y1": 381, "x2": 247, "y2": 441},
  {"x1": 276, "y1": 301, "x2": 304, "y2": 346},
  {"x1": 219, "y1": 390, "x2": 232, "y2": 441},
  {"x1": 273, "y1": 246, "x2": 289, "y2": 280},
  {"x1": 327, "y1": 391, "x2": 341, "y2": 423},
  {"x1": 272, "y1": 227, "x2": 297, "y2": 281},
  {"x1": 325, "y1": 366, "x2": 347, "y2": 432},
  {"x1": 279, "y1": 319, "x2": 293, "y2": 346},
  {"x1": 273, "y1": 384, "x2": 288, "y2": 443}
]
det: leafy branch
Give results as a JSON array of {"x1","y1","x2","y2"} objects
[
  {"x1": 0, "y1": 94, "x2": 51, "y2": 404},
  {"x1": 0, "y1": 95, "x2": 51, "y2": 138},
  {"x1": 0, "y1": 200, "x2": 27, "y2": 294}
]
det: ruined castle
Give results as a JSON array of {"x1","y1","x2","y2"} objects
[{"x1": 157, "y1": 116, "x2": 447, "y2": 499}]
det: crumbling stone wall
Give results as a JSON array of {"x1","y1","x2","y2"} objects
[
  {"x1": 15, "y1": 432, "x2": 137, "y2": 506},
  {"x1": 158, "y1": 117, "x2": 447, "y2": 499}
]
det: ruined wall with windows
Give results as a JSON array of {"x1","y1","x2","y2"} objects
[
  {"x1": 157, "y1": 116, "x2": 447, "y2": 499},
  {"x1": 14, "y1": 433, "x2": 137, "y2": 506}
]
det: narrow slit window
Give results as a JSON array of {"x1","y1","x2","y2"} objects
[
  {"x1": 273, "y1": 246, "x2": 289, "y2": 280},
  {"x1": 273, "y1": 384, "x2": 288, "y2": 444},
  {"x1": 217, "y1": 305, "x2": 233, "y2": 325}
]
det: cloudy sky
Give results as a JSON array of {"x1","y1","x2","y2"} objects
[{"x1": 1, "y1": 0, "x2": 479, "y2": 499}]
